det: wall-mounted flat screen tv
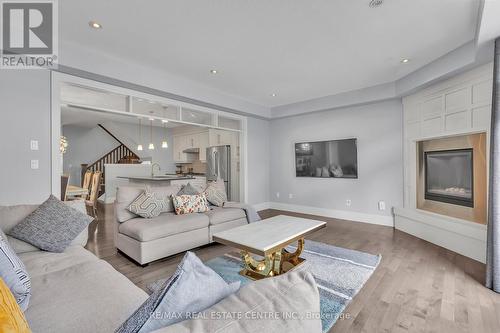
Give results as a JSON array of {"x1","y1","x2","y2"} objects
[{"x1": 295, "y1": 138, "x2": 358, "y2": 178}]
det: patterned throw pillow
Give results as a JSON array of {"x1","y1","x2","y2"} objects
[
  {"x1": 128, "y1": 191, "x2": 167, "y2": 219},
  {"x1": 172, "y1": 194, "x2": 209, "y2": 215},
  {"x1": 8, "y1": 195, "x2": 93, "y2": 253},
  {"x1": 0, "y1": 229, "x2": 31, "y2": 311},
  {"x1": 204, "y1": 181, "x2": 227, "y2": 207}
]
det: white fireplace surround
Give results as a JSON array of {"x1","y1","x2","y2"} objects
[{"x1": 396, "y1": 63, "x2": 493, "y2": 263}]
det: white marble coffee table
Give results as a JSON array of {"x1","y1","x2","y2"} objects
[{"x1": 213, "y1": 215, "x2": 326, "y2": 280}]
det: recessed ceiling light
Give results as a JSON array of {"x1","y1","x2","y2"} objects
[
  {"x1": 369, "y1": 0, "x2": 384, "y2": 8},
  {"x1": 89, "y1": 21, "x2": 102, "y2": 29},
  {"x1": 271, "y1": 93, "x2": 277, "y2": 97},
  {"x1": 210, "y1": 69, "x2": 218, "y2": 74},
  {"x1": 401, "y1": 58, "x2": 410, "y2": 64}
]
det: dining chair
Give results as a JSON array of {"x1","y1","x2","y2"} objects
[
  {"x1": 80, "y1": 171, "x2": 93, "y2": 200},
  {"x1": 60, "y1": 174, "x2": 70, "y2": 201},
  {"x1": 86, "y1": 171, "x2": 102, "y2": 219}
]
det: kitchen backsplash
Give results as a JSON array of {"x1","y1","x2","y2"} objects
[{"x1": 177, "y1": 160, "x2": 207, "y2": 174}]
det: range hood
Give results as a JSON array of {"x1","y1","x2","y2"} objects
[{"x1": 183, "y1": 147, "x2": 200, "y2": 153}]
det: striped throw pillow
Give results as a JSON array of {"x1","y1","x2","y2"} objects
[{"x1": 0, "y1": 230, "x2": 31, "y2": 311}]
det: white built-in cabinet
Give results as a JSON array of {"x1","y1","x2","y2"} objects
[{"x1": 173, "y1": 129, "x2": 239, "y2": 162}]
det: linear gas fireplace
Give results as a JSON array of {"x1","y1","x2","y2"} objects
[{"x1": 424, "y1": 149, "x2": 473, "y2": 207}]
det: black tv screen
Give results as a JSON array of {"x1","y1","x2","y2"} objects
[{"x1": 295, "y1": 138, "x2": 358, "y2": 178}]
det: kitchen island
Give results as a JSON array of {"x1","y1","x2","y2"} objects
[{"x1": 117, "y1": 175, "x2": 196, "y2": 187}]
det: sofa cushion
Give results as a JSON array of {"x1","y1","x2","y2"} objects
[
  {"x1": 19, "y1": 245, "x2": 98, "y2": 278},
  {"x1": 204, "y1": 207, "x2": 246, "y2": 225},
  {"x1": 0, "y1": 202, "x2": 89, "y2": 254},
  {"x1": 24, "y1": 256, "x2": 147, "y2": 333},
  {"x1": 119, "y1": 213, "x2": 209, "y2": 242},
  {"x1": 116, "y1": 252, "x2": 239, "y2": 333},
  {"x1": 8, "y1": 195, "x2": 93, "y2": 253},
  {"x1": 151, "y1": 270, "x2": 322, "y2": 333}
]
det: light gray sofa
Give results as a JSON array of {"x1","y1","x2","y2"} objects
[
  {"x1": 0, "y1": 203, "x2": 322, "y2": 333},
  {"x1": 115, "y1": 185, "x2": 248, "y2": 265}
]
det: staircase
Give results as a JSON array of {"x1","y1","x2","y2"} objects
[{"x1": 81, "y1": 124, "x2": 141, "y2": 195}]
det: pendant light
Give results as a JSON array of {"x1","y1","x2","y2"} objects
[
  {"x1": 161, "y1": 120, "x2": 168, "y2": 149},
  {"x1": 137, "y1": 118, "x2": 143, "y2": 151},
  {"x1": 148, "y1": 118, "x2": 155, "y2": 150}
]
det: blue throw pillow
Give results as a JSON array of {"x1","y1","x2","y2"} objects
[
  {"x1": 0, "y1": 229, "x2": 31, "y2": 311},
  {"x1": 116, "y1": 251, "x2": 240, "y2": 333}
]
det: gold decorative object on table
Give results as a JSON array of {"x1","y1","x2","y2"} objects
[
  {"x1": 213, "y1": 216, "x2": 326, "y2": 280},
  {"x1": 240, "y1": 238, "x2": 306, "y2": 280}
]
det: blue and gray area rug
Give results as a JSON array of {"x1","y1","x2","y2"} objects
[{"x1": 148, "y1": 240, "x2": 380, "y2": 332}]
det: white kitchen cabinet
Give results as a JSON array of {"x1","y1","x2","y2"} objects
[
  {"x1": 198, "y1": 132, "x2": 209, "y2": 161},
  {"x1": 209, "y1": 129, "x2": 236, "y2": 146},
  {"x1": 173, "y1": 135, "x2": 188, "y2": 162}
]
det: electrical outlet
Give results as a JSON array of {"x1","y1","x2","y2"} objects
[
  {"x1": 30, "y1": 160, "x2": 39, "y2": 170},
  {"x1": 30, "y1": 140, "x2": 39, "y2": 150},
  {"x1": 378, "y1": 201, "x2": 386, "y2": 211},
  {"x1": 276, "y1": 192, "x2": 280, "y2": 198},
  {"x1": 346, "y1": 199, "x2": 352, "y2": 207},
  {"x1": 288, "y1": 193, "x2": 294, "y2": 199}
]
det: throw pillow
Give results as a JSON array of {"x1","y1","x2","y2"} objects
[
  {"x1": 0, "y1": 278, "x2": 31, "y2": 332},
  {"x1": 146, "y1": 185, "x2": 181, "y2": 214},
  {"x1": 172, "y1": 194, "x2": 209, "y2": 215},
  {"x1": 127, "y1": 191, "x2": 166, "y2": 219},
  {"x1": 176, "y1": 183, "x2": 200, "y2": 196},
  {"x1": 8, "y1": 195, "x2": 93, "y2": 253},
  {"x1": 115, "y1": 251, "x2": 240, "y2": 333},
  {"x1": 0, "y1": 230, "x2": 31, "y2": 311},
  {"x1": 204, "y1": 181, "x2": 227, "y2": 207}
]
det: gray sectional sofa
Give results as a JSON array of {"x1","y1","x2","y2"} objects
[
  {"x1": 0, "y1": 202, "x2": 322, "y2": 333},
  {"x1": 115, "y1": 185, "x2": 248, "y2": 265}
]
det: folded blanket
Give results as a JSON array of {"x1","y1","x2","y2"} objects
[{"x1": 223, "y1": 202, "x2": 261, "y2": 223}]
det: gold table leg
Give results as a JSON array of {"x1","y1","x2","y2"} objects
[{"x1": 239, "y1": 238, "x2": 306, "y2": 280}]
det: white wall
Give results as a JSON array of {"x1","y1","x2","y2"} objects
[
  {"x1": 246, "y1": 117, "x2": 271, "y2": 205},
  {"x1": 0, "y1": 70, "x2": 52, "y2": 205},
  {"x1": 62, "y1": 121, "x2": 176, "y2": 186},
  {"x1": 269, "y1": 99, "x2": 404, "y2": 224}
]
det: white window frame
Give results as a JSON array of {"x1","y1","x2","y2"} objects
[{"x1": 51, "y1": 71, "x2": 248, "y2": 203}]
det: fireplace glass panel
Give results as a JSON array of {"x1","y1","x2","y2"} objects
[{"x1": 424, "y1": 149, "x2": 473, "y2": 207}]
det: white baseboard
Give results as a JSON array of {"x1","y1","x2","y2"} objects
[
  {"x1": 252, "y1": 202, "x2": 272, "y2": 211},
  {"x1": 253, "y1": 201, "x2": 394, "y2": 227}
]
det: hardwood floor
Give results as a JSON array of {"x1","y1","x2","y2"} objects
[{"x1": 86, "y1": 203, "x2": 500, "y2": 333}]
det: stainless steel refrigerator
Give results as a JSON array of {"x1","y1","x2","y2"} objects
[{"x1": 206, "y1": 145, "x2": 231, "y2": 200}]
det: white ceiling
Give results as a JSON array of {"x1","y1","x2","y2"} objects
[{"x1": 60, "y1": 0, "x2": 480, "y2": 108}]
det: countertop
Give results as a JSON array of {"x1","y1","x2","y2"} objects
[{"x1": 117, "y1": 176, "x2": 196, "y2": 181}]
